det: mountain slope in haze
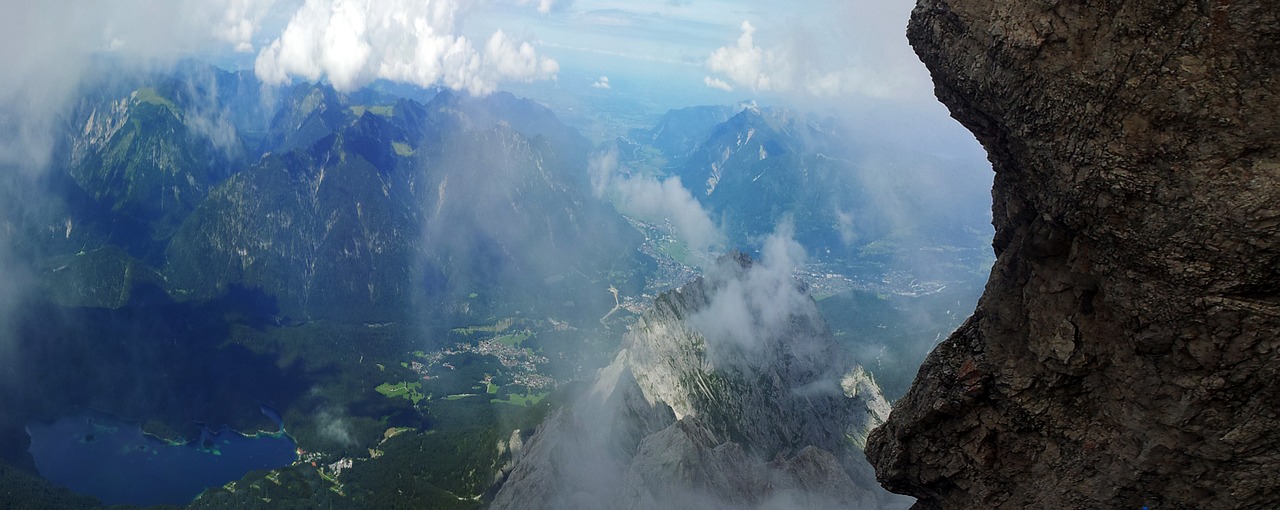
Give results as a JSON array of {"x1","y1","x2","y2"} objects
[
  {"x1": 6, "y1": 76, "x2": 258, "y2": 309},
  {"x1": 6, "y1": 67, "x2": 650, "y2": 323},
  {"x1": 491, "y1": 252, "x2": 909, "y2": 509},
  {"x1": 612, "y1": 103, "x2": 993, "y2": 278},
  {"x1": 626, "y1": 104, "x2": 736, "y2": 166},
  {"x1": 669, "y1": 105, "x2": 990, "y2": 260},
  {"x1": 163, "y1": 84, "x2": 645, "y2": 322},
  {"x1": 69, "y1": 88, "x2": 229, "y2": 239}
]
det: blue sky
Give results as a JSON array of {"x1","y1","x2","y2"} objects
[
  {"x1": 462, "y1": 1, "x2": 935, "y2": 105},
  {"x1": 199, "y1": 0, "x2": 938, "y2": 112}
]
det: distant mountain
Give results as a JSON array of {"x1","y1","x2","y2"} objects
[
  {"x1": 67, "y1": 84, "x2": 244, "y2": 253},
  {"x1": 3, "y1": 70, "x2": 649, "y2": 324},
  {"x1": 639, "y1": 104, "x2": 991, "y2": 267},
  {"x1": 265, "y1": 83, "x2": 351, "y2": 156},
  {"x1": 161, "y1": 83, "x2": 646, "y2": 322},
  {"x1": 626, "y1": 105, "x2": 735, "y2": 165},
  {"x1": 491, "y1": 254, "x2": 907, "y2": 509},
  {"x1": 0, "y1": 72, "x2": 656, "y2": 502},
  {"x1": 427, "y1": 89, "x2": 593, "y2": 166}
]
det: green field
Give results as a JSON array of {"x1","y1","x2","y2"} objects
[
  {"x1": 451, "y1": 318, "x2": 515, "y2": 336},
  {"x1": 492, "y1": 331, "x2": 531, "y2": 347},
  {"x1": 375, "y1": 381, "x2": 426, "y2": 405},
  {"x1": 392, "y1": 141, "x2": 415, "y2": 156},
  {"x1": 491, "y1": 391, "x2": 549, "y2": 407},
  {"x1": 134, "y1": 87, "x2": 177, "y2": 110}
]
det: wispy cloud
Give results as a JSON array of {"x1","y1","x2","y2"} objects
[
  {"x1": 589, "y1": 149, "x2": 723, "y2": 257},
  {"x1": 703, "y1": 75, "x2": 733, "y2": 92},
  {"x1": 0, "y1": 0, "x2": 275, "y2": 171},
  {"x1": 703, "y1": 2, "x2": 931, "y2": 101},
  {"x1": 691, "y1": 222, "x2": 814, "y2": 365},
  {"x1": 515, "y1": 0, "x2": 573, "y2": 15},
  {"x1": 254, "y1": 0, "x2": 559, "y2": 95}
]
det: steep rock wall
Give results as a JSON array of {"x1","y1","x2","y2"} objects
[{"x1": 866, "y1": 1, "x2": 1280, "y2": 508}]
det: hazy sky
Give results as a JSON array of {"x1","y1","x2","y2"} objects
[
  {"x1": 0, "y1": 1, "x2": 932, "y2": 103},
  {"x1": 465, "y1": 0, "x2": 934, "y2": 101},
  {"x1": 0, "y1": 0, "x2": 978, "y2": 163}
]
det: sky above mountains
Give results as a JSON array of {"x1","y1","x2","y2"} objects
[
  {"x1": 0, "y1": 0, "x2": 984, "y2": 178},
  {"x1": 1, "y1": 1, "x2": 931, "y2": 111}
]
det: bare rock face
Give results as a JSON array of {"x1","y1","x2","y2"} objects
[
  {"x1": 492, "y1": 254, "x2": 907, "y2": 509},
  {"x1": 866, "y1": 1, "x2": 1280, "y2": 509}
]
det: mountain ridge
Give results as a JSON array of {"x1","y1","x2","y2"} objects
[{"x1": 491, "y1": 253, "x2": 907, "y2": 509}]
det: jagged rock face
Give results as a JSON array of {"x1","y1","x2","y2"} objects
[
  {"x1": 492, "y1": 255, "x2": 907, "y2": 509},
  {"x1": 624, "y1": 257, "x2": 888, "y2": 455},
  {"x1": 867, "y1": 1, "x2": 1280, "y2": 509},
  {"x1": 69, "y1": 89, "x2": 235, "y2": 241}
]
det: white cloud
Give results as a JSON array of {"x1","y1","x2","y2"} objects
[
  {"x1": 0, "y1": 0, "x2": 276, "y2": 171},
  {"x1": 706, "y1": 20, "x2": 770, "y2": 91},
  {"x1": 704, "y1": 7, "x2": 928, "y2": 100},
  {"x1": 254, "y1": 0, "x2": 559, "y2": 95},
  {"x1": 592, "y1": 75, "x2": 611, "y2": 89},
  {"x1": 834, "y1": 206, "x2": 857, "y2": 246},
  {"x1": 691, "y1": 222, "x2": 815, "y2": 364},
  {"x1": 589, "y1": 149, "x2": 723, "y2": 257},
  {"x1": 703, "y1": 75, "x2": 732, "y2": 92},
  {"x1": 515, "y1": 0, "x2": 571, "y2": 14},
  {"x1": 217, "y1": 0, "x2": 278, "y2": 52}
]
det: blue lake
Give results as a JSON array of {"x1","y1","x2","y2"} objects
[{"x1": 27, "y1": 411, "x2": 298, "y2": 506}]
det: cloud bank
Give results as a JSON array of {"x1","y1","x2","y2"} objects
[
  {"x1": 254, "y1": 0, "x2": 560, "y2": 94},
  {"x1": 703, "y1": 2, "x2": 930, "y2": 101}
]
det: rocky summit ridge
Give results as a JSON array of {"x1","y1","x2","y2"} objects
[
  {"x1": 492, "y1": 253, "x2": 908, "y2": 509},
  {"x1": 867, "y1": 1, "x2": 1280, "y2": 509}
]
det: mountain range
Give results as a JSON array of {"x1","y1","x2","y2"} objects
[
  {"x1": 624, "y1": 103, "x2": 992, "y2": 267},
  {"x1": 19, "y1": 67, "x2": 647, "y2": 324},
  {"x1": 0, "y1": 62, "x2": 986, "y2": 509}
]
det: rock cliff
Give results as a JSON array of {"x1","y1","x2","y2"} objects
[
  {"x1": 492, "y1": 253, "x2": 909, "y2": 509},
  {"x1": 866, "y1": 1, "x2": 1280, "y2": 509}
]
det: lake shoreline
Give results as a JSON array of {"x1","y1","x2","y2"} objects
[{"x1": 26, "y1": 409, "x2": 299, "y2": 507}]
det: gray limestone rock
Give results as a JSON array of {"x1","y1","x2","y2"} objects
[{"x1": 493, "y1": 255, "x2": 909, "y2": 509}]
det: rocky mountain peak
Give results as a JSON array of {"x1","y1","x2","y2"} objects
[{"x1": 491, "y1": 252, "x2": 906, "y2": 509}]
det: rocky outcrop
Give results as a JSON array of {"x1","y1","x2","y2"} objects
[
  {"x1": 866, "y1": 1, "x2": 1280, "y2": 509},
  {"x1": 492, "y1": 254, "x2": 909, "y2": 509}
]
